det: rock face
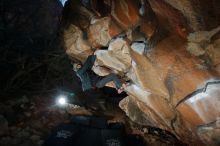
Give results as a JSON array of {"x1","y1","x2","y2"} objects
[
  {"x1": 62, "y1": 0, "x2": 220, "y2": 145},
  {"x1": 186, "y1": 26, "x2": 220, "y2": 75},
  {"x1": 111, "y1": 0, "x2": 140, "y2": 29},
  {"x1": 87, "y1": 17, "x2": 122, "y2": 47},
  {"x1": 187, "y1": 26, "x2": 220, "y2": 56},
  {"x1": 64, "y1": 24, "x2": 93, "y2": 62},
  {"x1": 95, "y1": 38, "x2": 132, "y2": 73}
]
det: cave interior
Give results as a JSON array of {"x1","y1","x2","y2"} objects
[{"x1": 0, "y1": 0, "x2": 220, "y2": 146}]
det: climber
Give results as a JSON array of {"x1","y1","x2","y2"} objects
[{"x1": 72, "y1": 53, "x2": 127, "y2": 94}]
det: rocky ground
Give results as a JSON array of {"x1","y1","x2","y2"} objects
[
  {"x1": 0, "y1": 95, "x2": 70, "y2": 146},
  {"x1": 0, "y1": 94, "x2": 185, "y2": 146},
  {"x1": 1, "y1": 0, "x2": 219, "y2": 145}
]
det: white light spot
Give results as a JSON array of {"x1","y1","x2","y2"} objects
[
  {"x1": 57, "y1": 95, "x2": 67, "y2": 105},
  {"x1": 59, "y1": 0, "x2": 68, "y2": 6}
]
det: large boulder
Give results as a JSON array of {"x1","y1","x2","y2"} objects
[
  {"x1": 119, "y1": 96, "x2": 154, "y2": 126},
  {"x1": 95, "y1": 38, "x2": 132, "y2": 73},
  {"x1": 87, "y1": 17, "x2": 122, "y2": 47},
  {"x1": 123, "y1": 84, "x2": 175, "y2": 131},
  {"x1": 62, "y1": 0, "x2": 220, "y2": 145},
  {"x1": 64, "y1": 24, "x2": 92, "y2": 62}
]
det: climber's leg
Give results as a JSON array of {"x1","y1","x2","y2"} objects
[{"x1": 95, "y1": 73, "x2": 122, "y2": 89}]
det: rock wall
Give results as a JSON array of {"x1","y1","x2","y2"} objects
[{"x1": 62, "y1": 0, "x2": 220, "y2": 145}]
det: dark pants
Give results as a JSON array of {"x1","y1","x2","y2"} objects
[{"x1": 95, "y1": 73, "x2": 122, "y2": 89}]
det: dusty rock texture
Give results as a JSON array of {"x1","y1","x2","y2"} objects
[
  {"x1": 0, "y1": 94, "x2": 185, "y2": 146},
  {"x1": 64, "y1": 24, "x2": 93, "y2": 62},
  {"x1": 87, "y1": 17, "x2": 122, "y2": 47},
  {"x1": 62, "y1": 0, "x2": 220, "y2": 145}
]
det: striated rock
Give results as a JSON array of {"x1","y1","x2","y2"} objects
[
  {"x1": 172, "y1": 81, "x2": 220, "y2": 144},
  {"x1": 146, "y1": 35, "x2": 214, "y2": 105},
  {"x1": 119, "y1": 96, "x2": 153, "y2": 126},
  {"x1": 62, "y1": 0, "x2": 220, "y2": 145},
  {"x1": 162, "y1": 0, "x2": 220, "y2": 31},
  {"x1": 149, "y1": 0, "x2": 220, "y2": 34},
  {"x1": 111, "y1": 0, "x2": 140, "y2": 29},
  {"x1": 95, "y1": 38, "x2": 132, "y2": 73},
  {"x1": 130, "y1": 48, "x2": 169, "y2": 98},
  {"x1": 140, "y1": 20, "x2": 156, "y2": 39},
  {"x1": 108, "y1": 35, "x2": 218, "y2": 144},
  {"x1": 124, "y1": 84, "x2": 175, "y2": 131},
  {"x1": 87, "y1": 17, "x2": 122, "y2": 47},
  {"x1": 163, "y1": 0, "x2": 201, "y2": 31},
  {"x1": 177, "y1": 83, "x2": 220, "y2": 127},
  {"x1": 148, "y1": 0, "x2": 188, "y2": 38},
  {"x1": 64, "y1": 24, "x2": 93, "y2": 62}
]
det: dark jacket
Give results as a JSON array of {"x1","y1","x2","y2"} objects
[{"x1": 76, "y1": 55, "x2": 97, "y2": 91}]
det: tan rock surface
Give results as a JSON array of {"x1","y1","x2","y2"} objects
[
  {"x1": 95, "y1": 38, "x2": 132, "y2": 73},
  {"x1": 111, "y1": 0, "x2": 140, "y2": 29},
  {"x1": 163, "y1": 0, "x2": 200, "y2": 31},
  {"x1": 148, "y1": 0, "x2": 188, "y2": 38},
  {"x1": 87, "y1": 17, "x2": 122, "y2": 47},
  {"x1": 177, "y1": 83, "x2": 220, "y2": 127},
  {"x1": 186, "y1": 26, "x2": 220, "y2": 56},
  {"x1": 130, "y1": 49, "x2": 169, "y2": 99},
  {"x1": 146, "y1": 35, "x2": 214, "y2": 105},
  {"x1": 206, "y1": 39, "x2": 220, "y2": 66},
  {"x1": 215, "y1": 64, "x2": 220, "y2": 75},
  {"x1": 62, "y1": 1, "x2": 220, "y2": 145},
  {"x1": 64, "y1": 24, "x2": 92, "y2": 62},
  {"x1": 124, "y1": 84, "x2": 175, "y2": 131},
  {"x1": 119, "y1": 96, "x2": 154, "y2": 126},
  {"x1": 140, "y1": 20, "x2": 156, "y2": 39}
]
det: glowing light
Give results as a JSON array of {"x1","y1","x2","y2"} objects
[
  {"x1": 57, "y1": 95, "x2": 67, "y2": 105},
  {"x1": 59, "y1": 0, "x2": 68, "y2": 6}
]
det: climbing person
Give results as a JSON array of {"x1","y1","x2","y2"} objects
[{"x1": 72, "y1": 52, "x2": 127, "y2": 94}]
